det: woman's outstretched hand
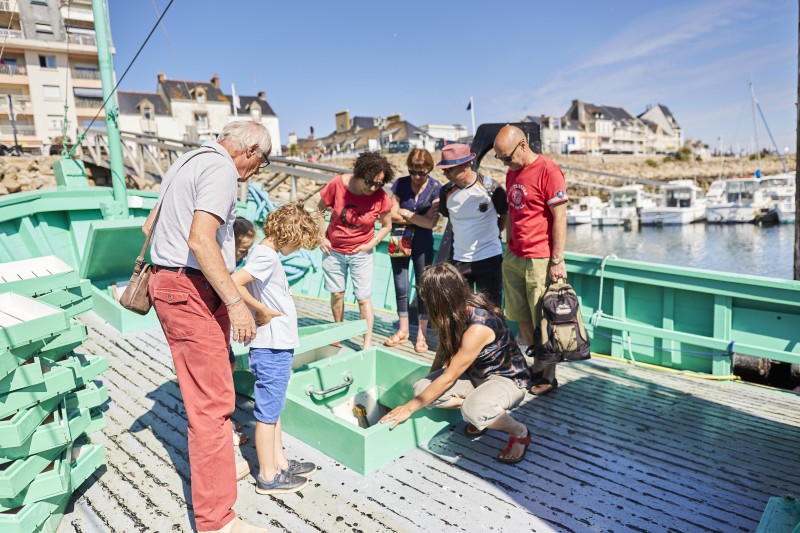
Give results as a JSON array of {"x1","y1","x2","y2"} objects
[{"x1": 379, "y1": 404, "x2": 414, "y2": 430}]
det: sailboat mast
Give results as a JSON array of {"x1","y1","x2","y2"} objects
[
  {"x1": 795, "y1": 0, "x2": 799, "y2": 281},
  {"x1": 750, "y1": 82, "x2": 761, "y2": 177},
  {"x1": 92, "y1": 0, "x2": 129, "y2": 217}
]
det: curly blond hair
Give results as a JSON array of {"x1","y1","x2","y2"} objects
[{"x1": 263, "y1": 201, "x2": 322, "y2": 251}]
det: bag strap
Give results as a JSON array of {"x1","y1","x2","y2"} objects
[
  {"x1": 135, "y1": 148, "x2": 224, "y2": 262},
  {"x1": 414, "y1": 178, "x2": 438, "y2": 214}
]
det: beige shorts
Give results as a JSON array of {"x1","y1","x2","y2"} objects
[
  {"x1": 413, "y1": 369, "x2": 526, "y2": 431},
  {"x1": 502, "y1": 250, "x2": 550, "y2": 323}
]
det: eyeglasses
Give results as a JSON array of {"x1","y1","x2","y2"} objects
[
  {"x1": 362, "y1": 177, "x2": 386, "y2": 189},
  {"x1": 495, "y1": 141, "x2": 523, "y2": 163},
  {"x1": 409, "y1": 170, "x2": 429, "y2": 177},
  {"x1": 258, "y1": 151, "x2": 270, "y2": 170}
]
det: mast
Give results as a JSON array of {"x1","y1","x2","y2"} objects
[
  {"x1": 92, "y1": 0, "x2": 129, "y2": 217},
  {"x1": 795, "y1": 0, "x2": 799, "y2": 280},
  {"x1": 750, "y1": 82, "x2": 762, "y2": 178}
]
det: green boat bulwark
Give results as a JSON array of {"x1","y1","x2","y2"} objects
[{"x1": 2, "y1": 170, "x2": 799, "y2": 377}]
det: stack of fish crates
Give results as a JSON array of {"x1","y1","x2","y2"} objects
[{"x1": 0, "y1": 256, "x2": 107, "y2": 532}]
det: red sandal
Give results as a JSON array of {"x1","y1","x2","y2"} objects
[
  {"x1": 496, "y1": 427, "x2": 531, "y2": 464},
  {"x1": 463, "y1": 423, "x2": 487, "y2": 439}
]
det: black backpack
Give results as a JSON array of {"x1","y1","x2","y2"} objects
[{"x1": 535, "y1": 280, "x2": 591, "y2": 363}]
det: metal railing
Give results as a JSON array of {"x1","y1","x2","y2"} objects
[
  {"x1": 0, "y1": 64, "x2": 26, "y2": 76},
  {"x1": 72, "y1": 67, "x2": 100, "y2": 80},
  {"x1": 0, "y1": 0, "x2": 12, "y2": 12},
  {"x1": 74, "y1": 96, "x2": 102, "y2": 108},
  {"x1": 67, "y1": 33, "x2": 96, "y2": 46},
  {"x1": 0, "y1": 124, "x2": 36, "y2": 135},
  {"x1": 0, "y1": 28, "x2": 23, "y2": 39},
  {"x1": 0, "y1": 94, "x2": 31, "y2": 109},
  {"x1": 62, "y1": 0, "x2": 92, "y2": 5}
]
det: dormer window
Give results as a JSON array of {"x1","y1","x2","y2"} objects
[
  {"x1": 249, "y1": 103, "x2": 262, "y2": 121},
  {"x1": 138, "y1": 100, "x2": 154, "y2": 120},
  {"x1": 194, "y1": 88, "x2": 206, "y2": 103}
]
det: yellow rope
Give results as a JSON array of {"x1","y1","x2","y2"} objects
[{"x1": 590, "y1": 352, "x2": 741, "y2": 381}]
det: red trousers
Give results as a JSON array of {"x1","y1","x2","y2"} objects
[{"x1": 149, "y1": 268, "x2": 236, "y2": 531}]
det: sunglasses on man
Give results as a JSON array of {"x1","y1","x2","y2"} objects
[{"x1": 495, "y1": 140, "x2": 523, "y2": 163}]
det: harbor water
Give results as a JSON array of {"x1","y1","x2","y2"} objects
[{"x1": 566, "y1": 222, "x2": 796, "y2": 280}]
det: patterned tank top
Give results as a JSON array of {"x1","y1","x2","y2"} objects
[{"x1": 466, "y1": 307, "x2": 531, "y2": 389}]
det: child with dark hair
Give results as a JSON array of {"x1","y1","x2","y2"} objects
[
  {"x1": 231, "y1": 202, "x2": 322, "y2": 494},
  {"x1": 230, "y1": 216, "x2": 257, "y2": 446}
]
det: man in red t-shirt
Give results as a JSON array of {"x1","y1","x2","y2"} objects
[{"x1": 494, "y1": 125, "x2": 568, "y2": 396}]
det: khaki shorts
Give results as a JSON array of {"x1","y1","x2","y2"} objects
[
  {"x1": 502, "y1": 249, "x2": 550, "y2": 323},
  {"x1": 413, "y1": 369, "x2": 525, "y2": 431}
]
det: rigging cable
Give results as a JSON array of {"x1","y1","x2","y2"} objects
[
  {"x1": 68, "y1": 0, "x2": 175, "y2": 155},
  {"x1": 150, "y1": 0, "x2": 199, "y2": 117},
  {"x1": 0, "y1": 0, "x2": 19, "y2": 63}
]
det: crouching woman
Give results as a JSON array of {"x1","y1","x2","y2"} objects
[{"x1": 379, "y1": 263, "x2": 532, "y2": 464}]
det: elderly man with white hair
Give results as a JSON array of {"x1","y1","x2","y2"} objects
[{"x1": 145, "y1": 121, "x2": 272, "y2": 533}]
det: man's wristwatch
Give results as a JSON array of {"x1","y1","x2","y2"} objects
[{"x1": 550, "y1": 257, "x2": 562, "y2": 265}]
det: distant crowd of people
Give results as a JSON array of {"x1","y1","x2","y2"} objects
[{"x1": 144, "y1": 120, "x2": 568, "y2": 532}]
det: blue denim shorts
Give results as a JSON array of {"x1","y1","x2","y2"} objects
[
  {"x1": 249, "y1": 348, "x2": 294, "y2": 424},
  {"x1": 321, "y1": 249, "x2": 373, "y2": 301}
]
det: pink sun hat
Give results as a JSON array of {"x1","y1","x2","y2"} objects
[{"x1": 436, "y1": 143, "x2": 476, "y2": 168}]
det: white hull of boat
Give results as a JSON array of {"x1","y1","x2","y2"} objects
[
  {"x1": 640, "y1": 206, "x2": 706, "y2": 225},
  {"x1": 706, "y1": 204, "x2": 757, "y2": 223},
  {"x1": 567, "y1": 212, "x2": 592, "y2": 225},
  {"x1": 599, "y1": 207, "x2": 637, "y2": 227},
  {"x1": 776, "y1": 202, "x2": 796, "y2": 223}
]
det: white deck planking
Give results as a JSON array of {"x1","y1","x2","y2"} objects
[{"x1": 57, "y1": 296, "x2": 800, "y2": 533}]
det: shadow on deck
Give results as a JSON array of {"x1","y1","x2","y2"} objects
[{"x1": 58, "y1": 297, "x2": 800, "y2": 532}]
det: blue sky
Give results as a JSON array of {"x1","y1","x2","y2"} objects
[{"x1": 108, "y1": 0, "x2": 797, "y2": 151}]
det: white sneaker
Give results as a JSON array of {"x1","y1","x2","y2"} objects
[{"x1": 236, "y1": 460, "x2": 250, "y2": 481}]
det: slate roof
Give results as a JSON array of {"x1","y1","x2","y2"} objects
[
  {"x1": 159, "y1": 80, "x2": 229, "y2": 103},
  {"x1": 225, "y1": 95, "x2": 277, "y2": 117},
  {"x1": 117, "y1": 91, "x2": 170, "y2": 116}
]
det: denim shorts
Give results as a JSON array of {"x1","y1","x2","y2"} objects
[
  {"x1": 321, "y1": 249, "x2": 373, "y2": 301},
  {"x1": 249, "y1": 347, "x2": 294, "y2": 424}
]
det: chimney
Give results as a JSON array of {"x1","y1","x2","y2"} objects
[
  {"x1": 335, "y1": 110, "x2": 351, "y2": 134},
  {"x1": 210, "y1": 74, "x2": 219, "y2": 89},
  {"x1": 574, "y1": 99, "x2": 586, "y2": 125},
  {"x1": 158, "y1": 71, "x2": 166, "y2": 83},
  {"x1": 257, "y1": 91, "x2": 266, "y2": 100}
]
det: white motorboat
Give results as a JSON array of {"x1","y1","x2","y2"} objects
[
  {"x1": 705, "y1": 177, "x2": 761, "y2": 223},
  {"x1": 775, "y1": 194, "x2": 796, "y2": 223},
  {"x1": 640, "y1": 180, "x2": 707, "y2": 225},
  {"x1": 598, "y1": 185, "x2": 657, "y2": 226},
  {"x1": 567, "y1": 196, "x2": 604, "y2": 225},
  {"x1": 753, "y1": 173, "x2": 795, "y2": 224}
]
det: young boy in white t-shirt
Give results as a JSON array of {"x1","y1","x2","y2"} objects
[{"x1": 231, "y1": 202, "x2": 321, "y2": 494}]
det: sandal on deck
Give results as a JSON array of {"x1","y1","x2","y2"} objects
[
  {"x1": 414, "y1": 337, "x2": 429, "y2": 353},
  {"x1": 383, "y1": 332, "x2": 409, "y2": 347},
  {"x1": 496, "y1": 427, "x2": 531, "y2": 465},
  {"x1": 463, "y1": 423, "x2": 487, "y2": 439}
]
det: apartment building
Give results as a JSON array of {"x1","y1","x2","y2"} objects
[{"x1": 0, "y1": 0, "x2": 102, "y2": 152}]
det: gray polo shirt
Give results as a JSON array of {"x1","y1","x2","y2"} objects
[{"x1": 150, "y1": 141, "x2": 240, "y2": 273}]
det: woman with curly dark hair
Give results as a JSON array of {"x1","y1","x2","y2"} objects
[
  {"x1": 380, "y1": 263, "x2": 533, "y2": 465},
  {"x1": 317, "y1": 151, "x2": 395, "y2": 348}
]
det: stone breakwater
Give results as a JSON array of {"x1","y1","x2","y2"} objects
[
  {"x1": 0, "y1": 156, "x2": 60, "y2": 195},
  {"x1": 2, "y1": 152, "x2": 795, "y2": 200}
]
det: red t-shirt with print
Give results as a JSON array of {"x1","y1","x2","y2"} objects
[
  {"x1": 506, "y1": 155, "x2": 568, "y2": 258},
  {"x1": 320, "y1": 174, "x2": 393, "y2": 254}
]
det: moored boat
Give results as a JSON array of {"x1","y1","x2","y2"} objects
[
  {"x1": 597, "y1": 184, "x2": 657, "y2": 226},
  {"x1": 706, "y1": 176, "x2": 761, "y2": 223},
  {"x1": 640, "y1": 179, "x2": 707, "y2": 225},
  {"x1": 567, "y1": 195, "x2": 604, "y2": 225}
]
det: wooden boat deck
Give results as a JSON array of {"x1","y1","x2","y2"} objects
[{"x1": 59, "y1": 296, "x2": 800, "y2": 532}]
